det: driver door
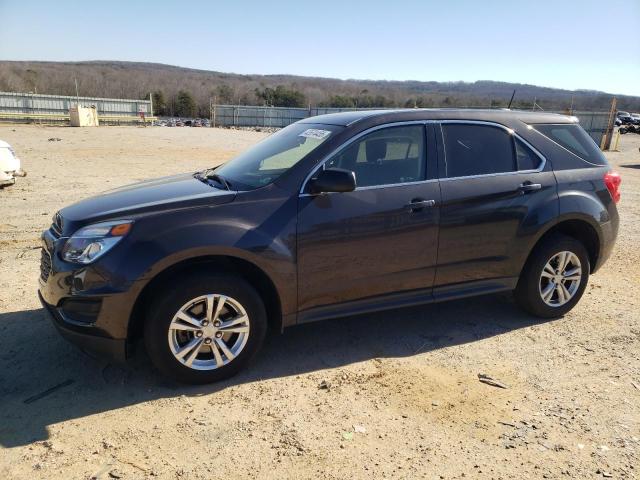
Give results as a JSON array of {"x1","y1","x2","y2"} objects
[{"x1": 296, "y1": 123, "x2": 440, "y2": 316}]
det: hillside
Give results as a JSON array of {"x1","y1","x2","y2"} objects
[{"x1": 1, "y1": 60, "x2": 638, "y2": 117}]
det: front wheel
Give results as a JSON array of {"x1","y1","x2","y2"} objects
[
  {"x1": 514, "y1": 234, "x2": 590, "y2": 318},
  {"x1": 144, "y1": 273, "x2": 267, "y2": 384}
]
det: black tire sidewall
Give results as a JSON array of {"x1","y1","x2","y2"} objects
[
  {"x1": 515, "y1": 235, "x2": 590, "y2": 318},
  {"x1": 144, "y1": 273, "x2": 267, "y2": 384}
]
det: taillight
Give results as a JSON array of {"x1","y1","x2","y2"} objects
[{"x1": 604, "y1": 171, "x2": 621, "y2": 203}]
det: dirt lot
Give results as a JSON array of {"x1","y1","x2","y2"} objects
[{"x1": 0, "y1": 125, "x2": 638, "y2": 480}]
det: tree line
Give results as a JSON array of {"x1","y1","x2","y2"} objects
[{"x1": 1, "y1": 61, "x2": 639, "y2": 117}]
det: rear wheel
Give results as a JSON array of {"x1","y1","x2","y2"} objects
[
  {"x1": 514, "y1": 234, "x2": 590, "y2": 318},
  {"x1": 144, "y1": 273, "x2": 267, "y2": 384}
]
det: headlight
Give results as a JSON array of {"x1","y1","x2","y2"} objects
[{"x1": 61, "y1": 220, "x2": 133, "y2": 264}]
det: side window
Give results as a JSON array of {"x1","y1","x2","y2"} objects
[
  {"x1": 515, "y1": 138, "x2": 541, "y2": 171},
  {"x1": 533, "y1": 123, "x2": 607, "y2": 165},
  {"x1": 442, "y1": 124, "x2": 516, "y2": 178},
  {"x1": 325, "y1": 125, "x2": 426, "y2": 187}
]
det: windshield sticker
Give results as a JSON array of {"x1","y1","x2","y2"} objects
[{"x1": 299, "y1": 129, "x2": 331, "y2": 140}]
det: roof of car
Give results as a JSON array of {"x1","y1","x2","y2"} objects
[{"x1": 299, "y1": 108, "x2": 576, "y2": 127}]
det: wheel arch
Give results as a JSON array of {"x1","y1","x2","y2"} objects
[
  {"x1": 127, "y1": 255, "x2": 284, "y2": 346},
  {"x1": 522, "y1": 217, "x2": 601, "y2": 275}
]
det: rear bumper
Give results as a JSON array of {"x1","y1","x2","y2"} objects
[
  {"x1": 39, "y1": 291, "x2": 126, "y2": 362},
  {"x1": 593, "y1": 209, "x2": 619, "y2": 273}
]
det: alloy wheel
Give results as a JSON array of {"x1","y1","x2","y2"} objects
[
  {"x1": 538, "y1": 251, "x2": 582, "y2": 307},
  {"x1": 167, "y1": 294, "x2": 250, "y2": 370}
]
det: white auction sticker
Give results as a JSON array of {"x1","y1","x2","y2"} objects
[{"x1": 298, "y1": 128, "x2": 331, "y2": 140}]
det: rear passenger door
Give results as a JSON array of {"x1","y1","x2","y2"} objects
[{"x1": 434, "y1": 121, "x2": 557, "y2": 291}]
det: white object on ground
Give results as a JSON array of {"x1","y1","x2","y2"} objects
[{"x1": 0, "y1": 139, "x2": 25, "y2": 187}]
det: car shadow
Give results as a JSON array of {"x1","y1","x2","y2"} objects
[
  {"x1": 620, "y1": 163, "x2": 640, "y2": 170},
  {"x1": 0, "y1": 293, "x2": 554, "y2": 447}
]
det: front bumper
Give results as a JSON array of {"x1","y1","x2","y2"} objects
[
  {"x1": 39, "y1": 291, "x2": 126, "y2": 362},
  {"x1": 38, "y1": 228, "x2": 142, "y2": 362}
]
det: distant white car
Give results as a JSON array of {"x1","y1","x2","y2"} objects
[{"x1": 0, "y1": 140, "x2": 26, "y2": 187}]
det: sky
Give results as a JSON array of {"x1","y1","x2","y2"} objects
[{"x1": 1, "y1": 0, "x2": 639, "y2": 96}]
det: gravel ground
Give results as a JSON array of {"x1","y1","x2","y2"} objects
[{"x1": 0, "y1": 125, "x2": 638, "y2": 480}]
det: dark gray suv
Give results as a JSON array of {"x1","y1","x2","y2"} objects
[{"x1": 39, "y1": 109, "x2": 620, "y2": 384}]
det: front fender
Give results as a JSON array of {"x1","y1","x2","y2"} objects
[{"x1": 89, "y1": 193, "x2": 298, "y2": 336}]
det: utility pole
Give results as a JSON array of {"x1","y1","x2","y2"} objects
[
  {"x1": 74, "y1": 78, "x2": 80, "y2": 106},
  {"x1": 602, "y1": 97, "x2": 617, "y2": 151},
  {"x1": 569, "y1": 95, "x2": 574, "y2": 115},
  {"x1": 212, "y1": 95, "x2": 217, "y2": 128}
]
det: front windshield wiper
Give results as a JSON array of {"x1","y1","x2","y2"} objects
[
  {"x1": 206, "y1": 172, "x2": 231, "y2": 190},
  {"x1": 195, "y1": 169, "x2": 232, "y2": 190}
]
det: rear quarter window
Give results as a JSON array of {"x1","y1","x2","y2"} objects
[{"x1": 533, "y1": 124, "x2": 608, "y2": 166}]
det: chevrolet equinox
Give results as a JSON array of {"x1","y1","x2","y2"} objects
[{"x1": 39, "y1": 109, "x2": 621, "y2": 384}]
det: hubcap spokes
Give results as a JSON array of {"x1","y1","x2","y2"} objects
[
  {"x1": 168, "y1": 294, "x2": 250, "y2": 370},
  {"x1": 539, "y1": 251, "x2": 582, "y2": 307}
]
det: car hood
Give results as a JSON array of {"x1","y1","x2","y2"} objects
[{"x1": 59, "y1": 173, "x2": 236, "y2": 232}]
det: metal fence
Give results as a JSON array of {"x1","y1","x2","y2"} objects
[
  {"x1": 0, "y1": 93, "x2": 613, "y2": 146},
  {"x1": 211, "y1": 105, "x2": 358, "y2": 128},
  {"x1": 0, "y1": 91, "x2": 153, "y2": 124},
  {"x1": 212, "y1": 105, "x2": 613, "y2": 148},
  {"x1": 571, "y1": 111, "x2": 612, "y2": 146}
]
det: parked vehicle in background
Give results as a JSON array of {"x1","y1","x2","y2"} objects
[
  {"x1": 616, "y1": 111, "x2": 633, "y2": 125},
  {"x1": 0, "y1": 140, "x2": 26, "y2": 188},
  {"x1": 202, "y1": 119, "x2": 211, "y2": 128},
  {"x1": 630, "y1": 113, "x2": 640, "y2": 125},
  {"x1": 39, "y1": 109, "x2": 620, "y2": 384},
  {"x1": 619, "y1": 123, "x2": 640, "y2": 134},
  {"x1": 193, "y1": 119, "x2": 202, "y2": 127}
]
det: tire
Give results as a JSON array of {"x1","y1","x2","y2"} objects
[
  {"x1": 144, "y1": 272, "x2": 268, "y2": 384},
  {"x1": 619, "y1": 127, "x2": 627, "y2": 134},
  {"x1": 514, "y1": 234, "x2": 590, "y2": 318}
]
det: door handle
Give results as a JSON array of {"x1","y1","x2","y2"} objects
[
  {"x1": 518, "y1": 182, "x2": 542, "y2": 193},
  {"x1": 405, "y1": 199, "x2": 436, "y2": 212}
]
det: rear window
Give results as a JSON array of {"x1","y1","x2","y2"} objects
[{"x1": 533, "y1": 124, "x2": 607, "y2": 166}]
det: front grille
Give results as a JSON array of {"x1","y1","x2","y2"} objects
[{"x1": 40, "y1": 248, "x2": 52, "y2": 282}]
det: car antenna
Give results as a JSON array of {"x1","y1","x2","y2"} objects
[{"x1": 507, "y1": 89, "x2": 516, "y2": 109}]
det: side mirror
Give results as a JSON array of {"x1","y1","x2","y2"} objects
[{"x1": 309, "y1": 168, "x2": 356, "y2": 194}]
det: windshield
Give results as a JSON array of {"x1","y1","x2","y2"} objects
[{"x1": 213, "y1": 123, "x2": 342, "y2": 190}]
